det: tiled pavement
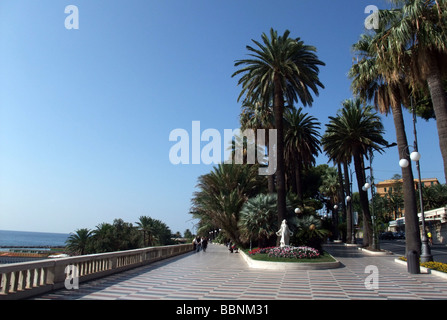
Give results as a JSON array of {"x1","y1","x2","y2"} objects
[{"x1": 34, "y1": 244, "x2": 447, "y2": 300}]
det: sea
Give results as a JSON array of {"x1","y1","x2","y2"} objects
[
  {"x1": 0, "y1": 230, "x2": 70, "y2": 264},
  {"x1": 0, "y1": 230, "x2": 70, "y2": 248}
]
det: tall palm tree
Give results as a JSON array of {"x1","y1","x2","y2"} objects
[
  {"x1": 318, "y1": 166, "x2": 340, "y2": 212},
  {"x1": 240, "y1": 100, "x2": 276, "y2": 193},
  {"x1": 232, "y1": 28, "x2": 325, "y2": 227},
  {"x1": 318, "y1": 166, "x2": 341, "y2": 239},
  {"x1": 136, "y1": 216, "x2": 155, "y2": 247},
  {"x1": 373, "y1": 0, "x2": 447, "y2": 181},
  {"x1": 322, "y1": 126, "x2": 354, "y2": 242},
  {"x1": 322, "y1": 99, "x2": 389, "y2": 247},
  {"x1": 284, "y1": 107, "x2": 322, "y2": 200},
  {"x1": 349, "y1": 31, "x2": 421, "y2": 254},
  {"x1": 65, "y1": 228, "x2": 92, "y2": 255}
]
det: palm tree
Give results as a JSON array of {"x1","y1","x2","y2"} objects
[
  {"x1": 150, "y1": 219, "x2": 172, "y2": 245},
  {"x1": 386, "y1": 189, "x2": 405, "y2": 220},
  {"x1": 284, "y1": 107, "x2": 322, "y2": 200},
  {"x1": 111, "y1": 219, "x2": 140, "y2": 251},
  {"x1": 190, "y1": 163, "x2": 266, "y2": 245},
  {"x1": 65, "y1": 228, "x2": 92, "y2": 255},
  {"x1": 322, "y1": 99, "x2": 389, "y2": 247},
  {"x1": 91, "y1": 223, "x2": 114, "y2": 253},
  {"x1": 294, "y1": 214, "x2": 329, "y2": 253},
  {"x1": 136, "y1": 216, "x2": 155, "y2": 247},
  {"x1": 318, "y1": 167, "x2": 340, "y2": 212},
  {"x1": 240, "y1": 100, "x2": 276, "y2": 193},
  {"x1": 373, "y1": 0, "x2": 447, "y2": 181},
  {"x1": 136, "y1": 216, "x2": 172, "y2": 246},
  {"x1": 421, "y1": 183, "x2": 447, "y2": 211},
  {"x1": 238, "y1": 193, "x2": 281, "y2": 248},
  {"x1": 318, "y1": 166, "x2": 341, "y2": 239},
  {"x1": 349, "y1": 31, "x2": 421, "y2": 254},
  {"x1": 232, "y1": 28, "x2": 325, "y2": 228}
]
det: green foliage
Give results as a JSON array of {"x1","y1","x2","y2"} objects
[
  {"x1": 292, "y1": 214, "x2": 329, "y2": 253},
  {"x1": 65, "y1": 228, "x2": 92, "y2": 255},
  {"x1": 66, "y1": 216, "x2": 173, "y2": 255},
  {"x1": 399, "y1": 256, "x2": 447, "y2": 274},
  {"x1": 420, "y1": 184, "x2": 447, "y2": 211},
  {"x1": 190, "y1": 163, "x2": 266, "y2": 245},
  {"x1": 238, "y1": 193, "x2": 279, "y2": 247}
]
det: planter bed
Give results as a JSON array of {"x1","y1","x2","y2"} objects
[{"x1": 240, "y1": 247, "x2": 340, "y2": 270}]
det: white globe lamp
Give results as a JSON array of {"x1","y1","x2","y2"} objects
[
  {"x1": 410, "y1": 151, "x2": 421, "y2": 162},
  {"x1": 399, "y1": 158, "x2": 409, "y2": 168}
]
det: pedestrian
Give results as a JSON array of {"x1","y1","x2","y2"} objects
[
  {"x1": 202, "y1": 237, "x2": 208, "y2": 252},
  {"x1": 192, "y1": 237, "x2": 197, "y2": 251},
  {"x1": 195, "y1": 236, "x2": 202, "y2": 252},
  {"x1": 427, "y1": 231, "x2": 433, "y2": 245}
]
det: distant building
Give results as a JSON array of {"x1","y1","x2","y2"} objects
[
  {"x1": 375, "y1": 178, "x2": 440, "y2": 220},
  {"x1": 375, "y1": 178, "x2": 440, "y2": 197}
]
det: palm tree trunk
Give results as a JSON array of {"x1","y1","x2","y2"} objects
[
  {"x1": 353, "y1": 150, "x2": 372, "y2": 247},
  {"x1": 343, "y1": 161, "x2": 353, "y2": 243},
  {"x1": 273, "y1": 75, "x2": 287, "y2": 229},
  {"x1": 295, "y1": 160, "x2": 303, "y2": 200},
  {"x1": 426, "y1": 56, "x2": 447, "y2": 182},
  {"x1": 266, "y1": 131, "x2": 275, "y2": 193},
  {"x1": 391, "y1": 104, "x2": 421, "y2": 254}
]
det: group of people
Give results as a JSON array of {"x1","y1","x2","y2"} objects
[{"x1": 192, "y1": 236, "x2": 209, "y2": 252}]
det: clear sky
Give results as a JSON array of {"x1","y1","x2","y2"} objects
[{"x1": 0, "y1": 0, "x2": 444, "y2": 234}]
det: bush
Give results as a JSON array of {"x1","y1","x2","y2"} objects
[
  {"x1": 420, "y1": 261, "x2": 447, "y2": 273},
  {"x1": 399, "y1": 256, "x2": 447, "y2": 273},
  {"x1": 293, "y1": 214, "x2": 329, "y2": 253}
]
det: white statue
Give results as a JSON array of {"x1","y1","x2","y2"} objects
[{"x1": 276, "y1": 219, "x2": 293, "y2": 247}]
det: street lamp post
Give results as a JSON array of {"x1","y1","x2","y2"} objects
[
  {"x1": 399, "y1": 104, "x2": 433, "y2": 262},
  {"x1": 362, "y1": 148, "x2": 379, "y2": 250},
  {"x1": 363, "y1": 176, "x2": 378, "y2": 250},
  {"x1": 362, "y1": 143, "x2": 397, "y2": 250},
  {"x1": 348, "y1": 167, "x2": 357, "y2": 244}
]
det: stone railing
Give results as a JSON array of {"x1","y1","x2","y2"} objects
[{"x1": 0, "y1": 243, "x2": 193, "y2": 300}]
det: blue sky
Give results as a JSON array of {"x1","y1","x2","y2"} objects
[{"x1": 0, "y1": 0, "x2": 444, "y2": 234}]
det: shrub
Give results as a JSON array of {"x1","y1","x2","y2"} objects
[
  {"x1": 399, "y1": 256, "x2": 447, "y2": 273},
  {"x1": 293, "y1": 214, "x2": 329, "y2": 253},
  {"x1": 420, "y1": 261, "x2": 447, "y2": 273}
]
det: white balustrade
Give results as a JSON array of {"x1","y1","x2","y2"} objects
[{"x1": 0, "y1": 244, "x2": 193, "y2": 300}]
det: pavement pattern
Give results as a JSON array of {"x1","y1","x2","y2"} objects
[{"x1": 34, "y1": 243, "x2": 447, "y2": 300}]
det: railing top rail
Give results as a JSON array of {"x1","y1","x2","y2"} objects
[{"x1": 0, "y1": 244, "x2": 191, "y2": 273}]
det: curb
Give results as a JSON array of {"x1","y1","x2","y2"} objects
[
  {"x1": 394, "y1": 258, "x2": 447, "y2": 280},
  {"x1": 358, "y1": 247, "x2": 394, "y2": 256},
  {"x1": 239, "y1": 249, "x2": 341, "y2": 270}
]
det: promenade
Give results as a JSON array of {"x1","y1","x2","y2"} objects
[{"x1": 34, "y1": 243, "x2": 447, "y2": 300}]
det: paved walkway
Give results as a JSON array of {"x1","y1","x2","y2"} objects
[{"x1": 34, "y1": 244, "x2": 447, "y2": 300}]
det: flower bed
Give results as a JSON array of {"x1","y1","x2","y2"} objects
[
  {"x1": 249, "y1": 246, "x2": 320, "y2": 260},
  {"x1": 399, "y1": 256, "x2": 447, "y2": 273}
]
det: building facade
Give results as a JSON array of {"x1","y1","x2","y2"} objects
[{"x1": 375, "y1": 178, "x2": 439, "y2": 197}]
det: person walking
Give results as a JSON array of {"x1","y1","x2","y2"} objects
[
  {"x1": 195, "y1": 236, "x2": 202, "y2": 252},
  {"x1": 202, "y1": 237, "x2": 208, "y2": 252},
  {"x1": 427, "y1": 231, "x2": 433, "y2": 246}
]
